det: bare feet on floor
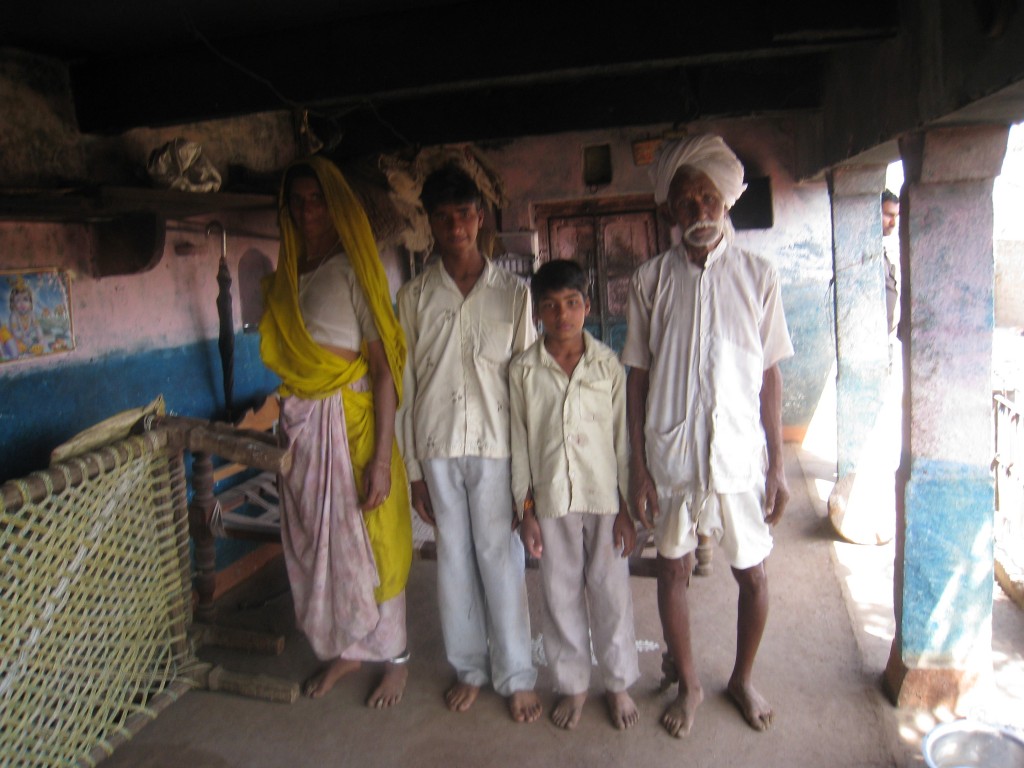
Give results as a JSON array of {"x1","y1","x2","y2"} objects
[
  {"x1": 367, "y1": 661, "x2": 408, "y2": 709},
  {"x1": 605, "y1": 690, "x2": 639, "y2": 731},
  {"x1": 303, "y1": 658, "x2": 361, "y2": 698},
  {"x1": 508, "y1": 690, "x2": 543, "y2": 724},
  {"x1": 445, "y1": 681, "x2": 480, "y2": 712},
  {"x1": 551, "y1": 693, "x2": 587, "y2": 730},
  {"x1": 727, "y1": 678, "x2": 774, "y2": 731},
  {"x1": 661, "y1": 684, "x2": 703, "y2": 738}
]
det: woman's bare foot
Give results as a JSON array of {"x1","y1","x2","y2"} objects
[
  {"x1": 727, "y1": 678, "x2": 773, "y2": 731},
  {"x1": 551, "y1": 693, "x2": 587, "y2": 730},
  {"x1": 661, "y1": 684, "x2": 703, "y2": 737},
  {"x1": 445, "y1": 681, "x2": 480, "y2": 712},
  {"x1": 303, "y1": 658, "x2": 361, "y2": 698},
  {"x1": 367, "y1": 661, "x2": 408, "y2": 709},
  {"x1": 508, "y1": 690, "x2": 543, "y2": 723},
  {"x1": 606, "y1": 690, "x2": 639, "y2": 730}
]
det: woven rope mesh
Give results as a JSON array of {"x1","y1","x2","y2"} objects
[{"x1": 0, "y1": 432, "x2": 195, "y2": 767}]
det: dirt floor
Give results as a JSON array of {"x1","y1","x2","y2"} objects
[{"x1": 96, "y1": 444, "x2": 1023, "y2": 768}]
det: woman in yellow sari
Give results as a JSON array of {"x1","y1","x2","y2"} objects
[{"x1": 260, "y1": 156, "x2": 412, "y2": 706}]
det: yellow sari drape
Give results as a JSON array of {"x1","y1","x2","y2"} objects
[{"x1": 259, "y1": 156, "x2": 411, "y2": 603}]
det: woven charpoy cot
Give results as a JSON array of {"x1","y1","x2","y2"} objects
[{"x1": 0, "y1": 428, "x2": 197, "y2": 767}]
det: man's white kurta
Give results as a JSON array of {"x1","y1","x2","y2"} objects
[{"x1": 620, "y1": 240, "x2": 793, "y2": 496}]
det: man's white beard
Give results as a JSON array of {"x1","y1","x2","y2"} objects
[{"x1": 683, "y1": 218, "x2": 724, "y2": 248}]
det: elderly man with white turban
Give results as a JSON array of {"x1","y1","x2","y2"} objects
[{"x1": 621, "y1": 134, "x2": 793, "y2": 737}]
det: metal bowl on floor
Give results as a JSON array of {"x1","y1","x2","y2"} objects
[{"x1": 922, "y1": 720, "x2": 1024, "y2": 768}]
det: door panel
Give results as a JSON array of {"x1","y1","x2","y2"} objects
[
  {"x1": 538, "y1": 200, "x2": 662, "y2": 350},
  {"x1": 601, "y1": 213, "x2": 657, "y2": 319},
  {"x1": 549, "y1": 216, "x2": 598, "y2": 317}
]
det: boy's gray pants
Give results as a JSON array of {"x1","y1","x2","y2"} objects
[{"x1": 537, "y1": 513, "x2": 639, "y2": 694}]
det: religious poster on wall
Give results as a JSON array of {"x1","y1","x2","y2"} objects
[{"x1": 0, "y1": 269, "x2": 75, "y2": 363}]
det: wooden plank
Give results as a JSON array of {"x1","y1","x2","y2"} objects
[{"x1": 156, "y1": 416, "x2": 289, "y2": 473}]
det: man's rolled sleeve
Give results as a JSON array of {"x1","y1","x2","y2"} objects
[
  {"x1": 620, "y1": 269, "x2": 653, "y2": 371},
  {"x1": 760, "y1": 267, "x2": 795, "y2": 371},
  {"x1": 610, "y1": 361, "x2": 631, "y2": 507},
  {"x1": 509, "y1": 357, "x2": 532, "y2": 517}
]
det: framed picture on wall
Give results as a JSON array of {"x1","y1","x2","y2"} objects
[{"x1": 0, "y1": 268, "x2": 75, "y2": 363}]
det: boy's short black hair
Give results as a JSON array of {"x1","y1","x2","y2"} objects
[
  {"x1": 421, "y1": 164, "x2": 483, "y2": 213},
  {"x1": 881, "y1": 188, "x2": 899, "y2": 205},
  {"x1": 531, "y1": 259, "x2": 590, "y2": 304}
]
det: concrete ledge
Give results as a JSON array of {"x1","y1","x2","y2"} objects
[{"x1": 995, "y1": 551, "x2": 1024, "y2": 610}]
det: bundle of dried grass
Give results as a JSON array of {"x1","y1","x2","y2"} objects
[
  {"x1": 338, "y1": 156, "x2": 407, "y2": 247},
  {"x1": 377, "y1": 145, "x2": 506, "y2": 254}
]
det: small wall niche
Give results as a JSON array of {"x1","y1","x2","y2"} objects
[
  {"x1": 583, "y1": 145, "x2": 613, "y2": 187},
  {"x1": 239, "y1": 249, "x2": 274, "y2": 333}
]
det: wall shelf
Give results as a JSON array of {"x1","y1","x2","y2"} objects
[
  {"x1": 0, "y1": 187, "x2": 277, "y2": 276},
  {"x1": 0, "y1": 187, "x2": 276, "y2": 223}
]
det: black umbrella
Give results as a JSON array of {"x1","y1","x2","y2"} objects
[{"x1": 208, "y1": 221, "x2": 234, "y2": 421}]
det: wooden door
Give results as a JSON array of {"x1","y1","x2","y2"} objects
[{"x1": 541, "y1": 205, "x2": 659, "y2": 348}]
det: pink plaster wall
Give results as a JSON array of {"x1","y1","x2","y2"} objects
[
  {"x1": 476, "y1": 115, "x2": 836, "y2": 429},
  {"x1": 478, "y1": 115, "x2": 832, "y2": 276},
  {"x1": 0, "y1": 212, "x2": 280, "y2": 375},
  {"x1": 0, "y1": 206, "x2": 414, "y2": 379}
]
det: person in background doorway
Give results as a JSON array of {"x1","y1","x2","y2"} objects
[{"x1": 881, "y1": 188, "x2": 900, "y2": 338}]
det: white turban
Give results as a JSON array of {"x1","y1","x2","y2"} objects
[{"x1": 651, "y1": 134, "x2": 747, "y2": 207}]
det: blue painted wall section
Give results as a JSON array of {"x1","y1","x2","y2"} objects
[
  {"x1": 901, "y1": 458, "x2": 995, "y2": 663},
  {"x1": 829, "y1": 177, "x2": 891, "y2": 479},
  {"x1": 834, "y1": 262, "x2": 889, "y2": 477},
  {"x1": 0, "y1": 332, "x2": 279, "y2": 484},
  {"x1": 780, "y1": 278, "x2": 835, "y2": 430}
]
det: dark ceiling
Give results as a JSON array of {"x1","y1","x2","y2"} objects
[{"x1": 3, "y1": 1, "x2": 896, "y2": 159}]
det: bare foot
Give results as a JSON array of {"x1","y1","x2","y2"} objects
[
  {"x1": 367, "y1": 661, "x2": 408, "y2": 709},
  {"x1": 727, "y1": 679, "x2": 773, "y2": 731},
  {"x1": 508, "y1": 690, "x2": 543, "y2": 723},
  {"x1": 661, "y1": 684, "x2": 703, "y2": 737},
  {"x1": 303, "y1": 658, "x2": 361, "y2": 698},
  {"x1": 551, "y1": 693, "x2": 587, "y2": 730},
  {"x1": 445, "y1": 681, "x2": 480, "y2": 712},
  {"x1": 605, "y1": 690, "x2": 639, "y2": 730}
]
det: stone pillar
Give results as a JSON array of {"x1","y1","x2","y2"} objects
[
  {"x1": 826, "y1": 165, "x2": 893, "y2": 543},
  {"x1": 885, "y1": 124, "x2": 1009, "y2": 710}
]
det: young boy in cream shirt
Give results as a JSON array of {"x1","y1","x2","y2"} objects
[{"x1": 510, "y1": 259, "x2": 640, "y2": 731}]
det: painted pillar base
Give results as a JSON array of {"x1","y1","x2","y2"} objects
[
  {"x1": 828, "y1": 470, "x2": 896, "y2": 545},
  {"x1": 880, "y1": 643, "x2": 974, "y2": 708}
]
